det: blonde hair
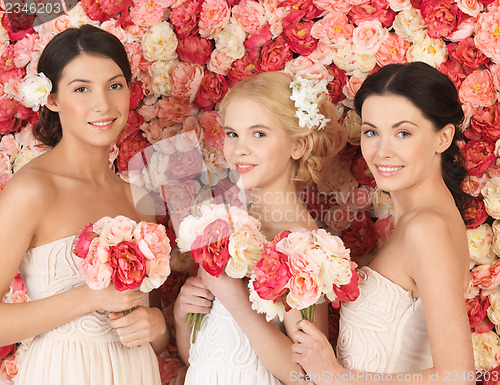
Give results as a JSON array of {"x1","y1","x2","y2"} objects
[{"x1": 220, "y1": 71, "x2": 346, "y2": 189}]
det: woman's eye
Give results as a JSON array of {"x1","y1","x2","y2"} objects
[
  {"x1": 363, "y1": 129, "x2": 377, "y2": 137},
  {"x1": 397, "y1": 131, "x2": 411, "y2": 138},
  {"x1": 254, "y1": 131, "x2": 265, "y2": 138},
  {"x1": 225, "y1": 131, "x2": 237, "y2": 138},
  {"x1": 110, "y1": 83, "x2": 123, "y2": 90},
  {"x1": 74, "y1": 86, "x2": 87, "y2": 93}
]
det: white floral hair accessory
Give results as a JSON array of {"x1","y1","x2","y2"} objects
[
  {"x1": 289, "y1": 75, "x2": 331, "y2": 130},
  {"x1": 18, "y1": 72, "x2": 52, "y2": 112}
]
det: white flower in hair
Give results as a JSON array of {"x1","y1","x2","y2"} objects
[
  {"x1": 18, "y1": 73, "x2": 52, "y2": 111},
  {"x1": 289, "y1": 75, "x2": 331, "y2": 130}
]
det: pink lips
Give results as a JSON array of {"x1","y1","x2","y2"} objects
[
  {"x1": 88, "y1": 118, "x2": 117, "y2": 131},
  {"x1": 375, "y1": 164, "x2": 404, "y2": 177},
  {"x1": 235, "y1": 163, "x2": 256, "y2": 174}
]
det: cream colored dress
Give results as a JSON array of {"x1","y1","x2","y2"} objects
[
  {"x1": 184, "y1": 298, "x2": 284, "y2": 385},
  {"x1": 337, "y1": 266, "x2": 433, "y2": 373},
  {"x1": 15, "y1": 235, "x2": 161, "y2": 385}
]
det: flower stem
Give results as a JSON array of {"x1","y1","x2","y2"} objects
[
  {"x1": 123, "y1": 306, "x2": 136, "y2": 316},
  {"x1": 185, "y1": 312, "x2": 204, "y2": 344}
]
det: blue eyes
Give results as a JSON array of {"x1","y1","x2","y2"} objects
[
  {"x1": 362, "y1": 130, "x2": 411, "y2": 138},
  {"x1": 224, "y1": 131, "x2": 266, "y2": 138}
]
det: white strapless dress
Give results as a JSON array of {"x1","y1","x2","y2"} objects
[
  {"x1": 337, "y1": 266, "x2": 433, "y2": 373},
  {"x1": 15, "y1": 235, "x2": 161, "y2": 385},
  {"x1": 184, "y1": 298, "x2": 284, "y2": 385}
]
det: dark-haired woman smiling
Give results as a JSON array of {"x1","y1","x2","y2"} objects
[
  {"x1": 291, "y1": 62, "x2": 476, "y2": 385},
  {"x1": 0, "y1": 25, "x2": 168, "y2": 385}
]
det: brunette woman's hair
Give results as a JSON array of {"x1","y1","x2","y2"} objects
[{"x1": 33, "y1": 24, "x2": 132, "y2": 147}]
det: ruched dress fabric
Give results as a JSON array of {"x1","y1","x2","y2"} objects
[
  {"x1": 337, "y1": 266, "x2": 433, "y2": 373},
  {"x1": 184, "y1": 297, "x2": 285, "y2": 385},
  {"x1": 15, "y1": 235, "x2": 161, "y2": 385}
]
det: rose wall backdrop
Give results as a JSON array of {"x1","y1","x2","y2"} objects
[{"x1": 0, "y1": 0, "x2": 500, "y2": 383}]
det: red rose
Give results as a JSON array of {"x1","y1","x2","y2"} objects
[
  {"x1": 129, "y1": 81, "x2": 144, "y2": 111},
  {"x1": 252, "y1": 242, "x2": 291, "y2": 302},
  {"x1": 195, "y1": 71, "x2": 228, "y2": 111},
  {"x1": 257, "y1": 35, "x2": 293, "y2": 72},
  {"x1": 332, "y1": 262, "x2": 360, "y2": 303},
  {"x1": 190, "y1": 219, "x2": 231, "y2": 277},
  {"x1": 1, "y1": 11, "x2": 35, "y2": 41},
  {"x1": 0, "y1": 97, "x2": 32, "y2": 135},
  {"x1": 227, "y1": 53, "x2": 259, "y2": 87},
  {"x1": 109, "y1": 241, "x2": 147, "y2": 291},
  {"x1": 165, "y1": 147, "x2": 203, "y2": 181},
  {"x1": 350, "y1": 152, "x2": 376, "y2": 187},
  {"x1": 439, "y1": 60, "x2": 468, "y2": 90},
  {"x1": 244, "y1": 24, "x2": 273, "y2": 56},
  {"x1": 115, "y1": 131, "x2": 150, "y2": 171},
  {"x1": 282, "y1": 15, "x2": 318, "y2": 56},
  {"x1": 279, "y1": 1, "x2": 322, "y2": 21},
  {"x1": 341, "y1": 214, "x2": 378, "y2": 260},
  {"x1": 170, "y1": 0, "x2": 202, "y2": 39},
  {"x1": 80, "y1": 0, "x2": 108, "y2": 22},
  {"x1": 483, "y1": 366, "x2": 500, "y2": 385},
  {"x1": 328, "y1": 64, "x2": 348, "y2": 103},
  {"x1": 468, "y1": 103, "x2": 500, "y2": 142},
  {"x1": 420, "y1": 0, "x2": 462, "y2": 39},
  {"x1": 448, "y1": 37, "x2": 489, "y2": 72},
  {"x1": 349, "y1": 0, "x2": 396, "y2": 28},
  {"x1": 464, "y1": 197, "x2": 488, "y2": 229},
  {"x1": 0, "y1": 344, "x2": 16, "y2": 360},
  {"x1": 466, "y1": 295, "x2": 494, "y2": 332},
  {"x1": 176, "y1": 34, "x2": 212, "y2": 65},
  {"x1": 462, "y1": 139, "x2": 496, "y2": 177}
]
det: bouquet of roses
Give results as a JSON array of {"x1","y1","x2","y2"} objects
[
  {"x1": 249, "y1": 229, "x2": 359, "y2": 323},
  {"x1": 73, "y1": 215, "x2": 172, "y2": 314},
  {"x1": 177, "y1": 204, "x2": 267, "y2": 342}
]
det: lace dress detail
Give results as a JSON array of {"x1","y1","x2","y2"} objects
[
  {"x1": 184, "y1": 298, "x2": 285, "y2": 385},
  {"x1": 337, "y1": 266, "x2": 433, "y2": 373},
  {"x1": 15, "y1": 236, "x2": 161, "y2": 385}
]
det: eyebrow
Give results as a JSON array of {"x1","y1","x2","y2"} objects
[
  {"x1": 67, "y1": 74, "x2": 125, "y2": 86},
  {"x1": 361, "y1": 120, "x2": 418, "y2": 128},
  {"x1": 223, "y1": 124, "x2": 272, "y2": 131}
]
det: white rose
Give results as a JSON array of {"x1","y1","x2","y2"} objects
[
  {"x1": 482, "y1": 178, "x2": 500, "y2": 219},
  {"x1": 142, "y1": 22, "x2": 178, "y2": 62},
  {"x1": 226, "y1": 230, "x2": 266, "y2": 278},
  {"x1": 67, "y1": 4, "x2": 99, "y2": 27},
  {"x1": 332, "y1": 42, "x2": 377, "y2": 77},
  {"x1": 371, "y1": 188, "x2": 394, "y2": 219},
  {"x1": 214, "y1": 18, "x2": 247, "y2": 60},
  {"x1": 468, "y1": 224, "x2": 496, "y2": 265},
  {"x1": 472, "y1": 331, "x2": 500, "y2": 371},
  {"x1": 393, "y1": 8, "x2": 427, "y2": 43},
  {"x1": 488, "y1": 291, "x2": 500, "y2": 326},
  {"x1": 343, "y1": 109, "x2": 362, "y2": 145},
  {"x1": 493, "y1": 220, "x2": 500, "y2": 257},
  {"x1": 18, "y1": 73, "x2": 52, "y2": 111},
  {"x1": 148, "y1": 59, "x2": 177, "y2": 97},
  {"x1": 406, "y1": 34, "x2": 447, "y2": 69},
  {"x1": 248, "y1": 276, "x2": 286, "y2": 322}
]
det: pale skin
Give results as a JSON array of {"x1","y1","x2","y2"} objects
[
  {"x1": 173, "y1": 97, "x2": 330, "y2": 385},
  {"x1": 0, "y1": 54, "x2": 169, "y2": 355},
  {"x1": 291, "y1": 95, "x2": 475, "y2": 384}
]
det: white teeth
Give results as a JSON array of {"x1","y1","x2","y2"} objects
[
  {"x1": 238, "y1": 165, "x2": 252, "y2": 168},
  {"x1": 378, "y1": 166, "x2": 402, "y2": 172},
  {"x1": 90, "y1": 120, "x2": 113, "y2": 127}
]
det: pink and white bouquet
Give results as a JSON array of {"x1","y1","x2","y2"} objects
[
  {"x1": 73, "y1": 215, "x2": 172, "y2": 313},
  {"x1": 177, "y1": 204, "x2": 267, "y2": 342},
  {"x1": 249, "y1": 229, "x2": 359, "y2": 323}
]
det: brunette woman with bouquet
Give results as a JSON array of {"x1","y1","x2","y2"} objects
[
  {"x1": 173, "y1": 71, "x2": 347, "y2": 385},
  {"x1": 0, "y1": 25, "x2": 169, "y2": 385},
  {"x1": 291, "y1": 62, "x2": 476, "y2": 384}
]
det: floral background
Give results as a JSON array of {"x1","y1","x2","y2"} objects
[{"x1": 0, "y1": 0, "x2": 500, "y2": 383}]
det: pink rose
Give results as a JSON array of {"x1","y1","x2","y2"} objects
[
  {"x1": 280, "y1": 0, "x2": 323, "y2": 21},
  {"x1": 129, "y1": 81, "x2": 144, "y2": 111},
  {"x1": 109, "y1": 241, "x2": 147, "y2": 291},
  {"x1": 13, "y1": 33, "x2": 36, "y2": 68},
  {"x1": 459, "y1": 70, "x2": 498, "y2": 109},
  {"x1": 325, "y1": 203, "x2": 357, "y2": 232},
  {"x1": 471, "y1": 260, "x2": 500, "y2": 295},
  {"x1": 98, "y1": 215, "x2": 137, "y2": 246},
  {"x1": 257, "y1": 34, "x2": 293, "y2": 72},
  {"x1": 207, "y1": 49, "x2": 234, "y2": 75},
  {"x1": 157, "y1": 353, "x2": 185, "y2": 385},
  {"x1": 80, "y1": 0, "x2": 108, "y2": 22},
  {"x1": 170, "y1": 0, "x2": 202, "y2": 39},
  {"x1": 161, "y1": 180, "x2": 201, "y2": 215},
  {"x1": 464, "y1": 197, "x2": 489, "y2": 228},
  {"x1": 449, "y1": 37, "x2": 490, "y2": 71},
  {"x1": 348, "y1": 0, "x2": 396, "y2": 28},
  {"x1": 468, "y1": 103, "x2": 500, "y2": 142},
  {"x1": 213, "y1": 178, "x2": 245, "y2": 207},
  {"x1": 374, "y1": 215, "x2": 395, "y2": 248},
  {"x1": 134, "y1": 222, "x2": 172, "y2": 259},
  {"x1": 0, "y1": 173, "x2": 12, "y2": 192},
  {"x1": 165, "y1": 148, "x2": 203, "y2": 181},
  {"x1": 375, "y1": 32, "x2": 409, "y2": 66},
  {"x1": 157, "y1": 96, "x2": 198, "y2": 124},
  {"x1": 0, "y1": 153, "x2": 10, "y2": 175},
  {"x1": 350, "y1": 152, "x2": 376, "y2": 187},
  {"x1": 0, "y1": 97, "x2": 32, "y2": 134},
  {"x1": 198, "y1": 111, "x2": 224, "y2": 148},
  {"x1": 332, "y1": 262, "x2": 360, "y2": 303},
  {"x1": 3, "y1": 289, "x2": 29, "y2": 304},
  {"x1": 420, "y1": 0, "x2": 462, "y2": 38},
  {"x1": 129, "y1": 0, "x2": 167, "y2": 27},
  {"x1": 176, "y1": 34, "x2": 212, "y2": 65},
  {"x1": 474, "y1": 10, "x2": 500, "y2": 63},
  {"x1": 115, "y1": 132, "x2": 150, "y2": 172},
  {"x1": 0, "y1": 344, "x2": 16, "y2": 360},
  {"x1": 462, "y1": 175, "x2": 490, "y2": 196},
  {"x1": 0, "y1": 357, "x2": 19, "y2": 384},
  {"x1": 117, "y1": 110, "x2": 143, "y2": 144},
  {"x1": 466, "y1": 295, "x2": 492, "y2": 331},
  {"x1": 9, "y1": 272, "x2": 25, "y2": 293},
  {"x1": 311, "y1": 11, "x2": 354, "y2": 48},
  {"x1": 462, "y1": 139, "x2": 496, "y2": 177},
  {"x1": 343, "y1": 76, "x2": 364, "y2": 102},
  {"x1": 488, "y1": 159, "x2": 500, "y2": 179},
  {"x1": 439, "y1": 60, "x2": 468, "y2": 89},
  {"x1": 244, "y1": 24, "x2": 273, "y2": 55},
  {"x1": 190, "y1": 219, "x2": 231, "y2": 277},
  {"x1": 79, "y1": 238, "x2": 113, "y2": 290},
  {"x1": 194, "y1": 71, "x2": 228, "y2": 111},
  {"x1": 282, "y1": 16, "x2": 318, "y2": 56},
  {"x1": 448, "y1": 15, "x2": 478, "y2": 41},
  {"x1": 232, "y1": 0, "x2": 267, "y2": 34},
  {"x1": 456, "y1": 0, "x2": 484, "y2": 16},
  {"x1": 352, "y1": 20, "x2": 388, "y2": 56},
  {"x1": 171, "y1": 62, "x2": 204, "y2": 103},
  {"x1": 198, "y1": 0, "x2": 230, "y2": 39},
  {"x1": 252, "y1": 242, "x2": 291, "y2": 302},
  {"x1": 73, "y1": 223, "x2": 97, "y2": 259},
  {"x1": 287, "y1": 269, "x2": 322, "y2": 309},
  {"x1": 227, "y1": 53, "x2": 259, "y2": 87},
  {"x1": 1, "y1": 11, "x2": 35, "y2": 41}
]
